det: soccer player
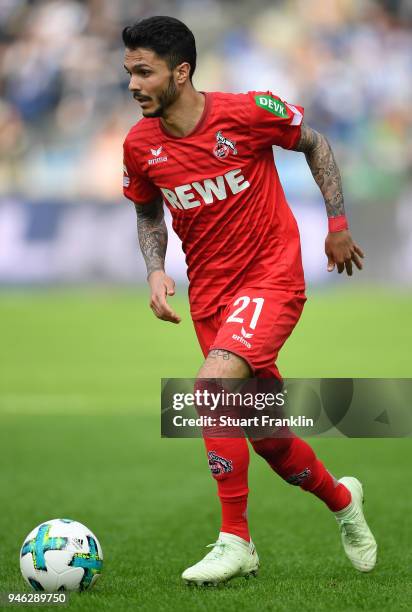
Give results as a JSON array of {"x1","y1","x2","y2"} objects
[{"x1": 122, "y1": 16, "x2": 377, "y2": 585}]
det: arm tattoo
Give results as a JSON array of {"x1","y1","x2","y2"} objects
[
  {"x1": 134, "y1": 197, "x2": 167, "y2": 278},
  {"x1": 294, "y1": 123, "x2": 345, "y2": 218}
]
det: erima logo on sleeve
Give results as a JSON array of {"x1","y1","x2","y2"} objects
[{"x1": 255, "y1": 94, "x2": 287, "y2": 118}]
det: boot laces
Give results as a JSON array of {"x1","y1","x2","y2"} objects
[
  {"x1": 204, "y1": 541, "x2": 227, "y2": 561},
  {"x1": 340, "y1": 519, "x2": 363, "y2": 545}
]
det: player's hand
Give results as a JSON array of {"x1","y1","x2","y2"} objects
[
  {"x1": 325, "y1": 230, "x2": 364, "y2": 276},
  {"x1": 148, "y1": 270, "x2": 181, "y2": 324}
]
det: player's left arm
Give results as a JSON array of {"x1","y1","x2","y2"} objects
[{"x1": 293, "y1": 123, "x2": 364, "y2": 276}]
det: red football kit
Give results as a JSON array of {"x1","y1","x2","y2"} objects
[
  {"x1": 123, "y1": 90, "x2": 353, "y2": 543},
  {"x1": 123, "y1": 90, "x2": 307, "y2": 377}
]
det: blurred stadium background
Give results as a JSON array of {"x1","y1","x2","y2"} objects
[
  {"x1": 0, "y1": 0, "x2": 411, "y2": 286},
  {"x1": 1, "y1": 2, "x2": 412, "y2": 608}
]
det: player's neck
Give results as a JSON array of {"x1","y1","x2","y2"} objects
[{"x1": 160, "y1": 88, "x2": 205, "y2": 138}]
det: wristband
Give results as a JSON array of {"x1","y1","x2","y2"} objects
[{"x1": 328, "y1": 215, "x2": 348, "y2": 233}]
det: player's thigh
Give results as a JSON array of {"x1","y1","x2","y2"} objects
[
  {"x1": 194, "y1": 311, "x2": 251, "y2": 379},
  {"x1": 193, "y1": 311, "x2": 222, "y2": 358},
  {"x1": 198, "y1": 348, "x2": 251, "y2": 379},
  {"x1": 209, "y1": 288, "x2": 306, "y2": 375}
]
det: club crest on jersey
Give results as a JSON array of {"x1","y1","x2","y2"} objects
[
  {"x1": 213, "y1": 130, "x2": 237, "y2": 160},
  {"x1": 208, "y1": 451, "x2": 233, "y2": 475}
]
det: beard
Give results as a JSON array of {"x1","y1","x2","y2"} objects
[{"x1": 142, "y1": 75, "x2": 179, "y2": 118}]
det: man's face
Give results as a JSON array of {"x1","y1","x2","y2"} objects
[{"x1": 124, "y1": 47, "x2": 179, "y2": 118}]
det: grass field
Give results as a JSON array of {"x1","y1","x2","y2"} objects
[{"x1": 0, "y1": 287, "x2": 411, "y2": 611}]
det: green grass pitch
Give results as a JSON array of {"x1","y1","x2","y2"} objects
[{"x1": 0, "y1": 286, "x2": 411, "y2": 611}]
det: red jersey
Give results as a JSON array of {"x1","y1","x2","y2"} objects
[{"x1": 123, "y1": 90, "x2": 305, "y2": 320}]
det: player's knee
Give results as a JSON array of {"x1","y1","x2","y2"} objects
[
  {"x1": 193, "y1": 376, "x2": 222, "y2": 404},
  {"x1": 197, "y1": 349, "x2": 251, "y2": 379}
]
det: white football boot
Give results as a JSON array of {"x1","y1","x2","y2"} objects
[
  {"x1": 182, "y1": 532, "x2": 259, "y2": 586},
  {"x1": 335, "y1": 477, "x2": 377, "y2": 572}
]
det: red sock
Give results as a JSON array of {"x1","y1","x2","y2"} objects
[
  {"x1": 203, "y1": 436, "x2": 250, "y2": 541},
  {"x1": 250, "y1": 434, "x2": 351, "y2": 512}
]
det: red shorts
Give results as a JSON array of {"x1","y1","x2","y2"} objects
[{"x1": 193, "y1": 288, "x2": 306, "y2": 379}]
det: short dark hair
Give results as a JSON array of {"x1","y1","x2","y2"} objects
[{"x1": 122, "y1": 16, "x2": 197, "y2": 82}]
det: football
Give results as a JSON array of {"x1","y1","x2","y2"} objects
[{"x1": 20, "y1": 519, "x2": 103, "y2": 592}]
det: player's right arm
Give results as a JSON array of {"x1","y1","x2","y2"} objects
[
  {"x1": 134, "y1": 197, "x2": 181, "y2": 324},
  {"x1": 123, "y1": 135, "x2": 180, "y2": 324},
  {"x1": 135, "y1": 198, "x2": 181, "y2": 324}
]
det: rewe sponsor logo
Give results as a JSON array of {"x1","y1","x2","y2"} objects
[
  {"x1": 161, "y1": 168, "x2": 250, "y2": 210},
  {"x1": 232, "y1": 333, "x2": 251, "y2": 349}
]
